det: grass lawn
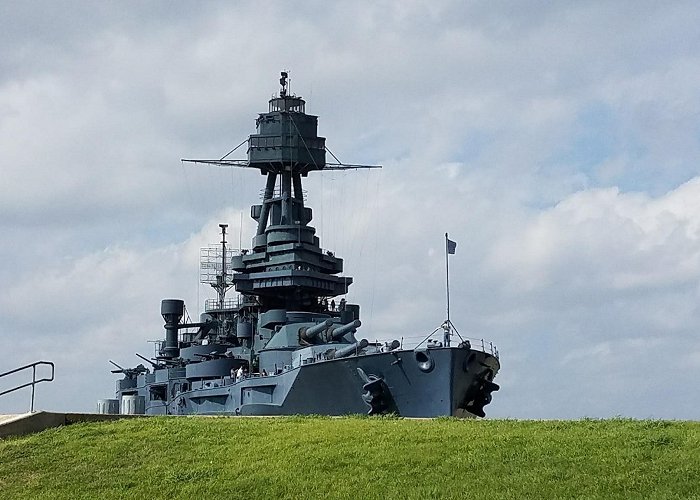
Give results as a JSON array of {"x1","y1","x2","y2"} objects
[{"x1": 0, "y1": 417, "x2": 698, "y2": 499}]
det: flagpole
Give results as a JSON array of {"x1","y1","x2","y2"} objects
[{"x1": 445, "y1": 232, "x2": 450, "y2": 326}]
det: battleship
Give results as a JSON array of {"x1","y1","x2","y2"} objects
[{"x1": 100, "y1": 73, "x2": 500, "y2": 418}]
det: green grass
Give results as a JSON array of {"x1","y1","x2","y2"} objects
[{"x1": 1, "y1": 417, "x2": 698, "y2": 499}]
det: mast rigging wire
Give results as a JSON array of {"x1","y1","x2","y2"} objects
[{"x1": 219, "y1": 138, "x2": 248, "y2": 161}]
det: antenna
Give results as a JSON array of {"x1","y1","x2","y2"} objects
[
  {"x1": 200, "y1": 224, "x2": 237, "y2": 311},
  {"x1": 219, "y1": 224, "x2": 228, "y2": 309},
  {"x1": 280, "y1": 71, "x2": 288, "y2": 97}
]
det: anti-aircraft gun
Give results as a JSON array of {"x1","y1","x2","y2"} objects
[{"x1": 109, "y1": 360, "x2": 149, "y2": 379}]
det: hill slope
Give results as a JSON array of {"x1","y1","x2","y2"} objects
[{"x1": 1, "y1": 417, "x2": 698, "y2": 499}]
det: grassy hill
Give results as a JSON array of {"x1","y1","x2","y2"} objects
[{"x1": 0, "y1": 416, "x2": 698, "y2": 499}]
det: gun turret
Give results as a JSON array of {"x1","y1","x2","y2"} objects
[
  {"x1": 300, "y1": 319, "x2": 333, "y2": 342},
  {"x1": 333, "y1": 339, "x2": 369, "y2": 358},
  {"x1": 329, "y1": 319, "x2": 361, "y2": 340},
  {"x1": 109, "y1": 360, "x2": 148, "y2": 378}
]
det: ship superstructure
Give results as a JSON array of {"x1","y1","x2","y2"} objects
[{"x1": 103, "y1": 73, "x2": 500, "y2": 417}]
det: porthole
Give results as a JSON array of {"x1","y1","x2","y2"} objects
[{"x1": 414, "y1": 350, "x2": 435, "y2": 373}]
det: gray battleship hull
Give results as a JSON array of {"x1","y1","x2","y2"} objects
[
  {"x1": 126, "y1": 346, "x2": 499, "y2": 418},
  {"x1": 106, "y1": 75, "x2": 502, "y2": 419}
]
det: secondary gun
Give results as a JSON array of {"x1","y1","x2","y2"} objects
[
  {"x1": 109, "y1": 360, "x2": 148, "y2": 378},
  {"x1": 109, "y1": 360, "x2": 125, "y2": 372},
  {"x1": 333, "y1": 339, "x2": 369, "y2": 358},
  {"x1": 135, "y1": 353, "x2": 160, "y2": 369}
]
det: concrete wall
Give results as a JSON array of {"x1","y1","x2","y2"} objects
[{"x1": 0, "y1": 412, "x2": 148, "y2": 439}]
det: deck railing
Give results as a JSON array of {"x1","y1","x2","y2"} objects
[
  {"x1": 398, "y1": 332, "x2": 499, "y2": 358},
  {"x1": 0, "y1": 361, "x2": 55, "y2": 412},
  {"x1": 204, "y1": 297, "x2": 241, "y2": 311}
]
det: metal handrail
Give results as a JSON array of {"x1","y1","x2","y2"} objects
[
  {"x1": 399, "y1": 334, "x2": 499, "y2": 358},
  {"x1": 204, "y1": 297, "x2": 241, "y2": 311},
  {"x1": 0, "y1": 361, "x2": 55, "y2": 412}
]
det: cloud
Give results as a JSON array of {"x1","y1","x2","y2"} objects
[{"x1": 1, "y1": 1, "x2": 699, "y2": 418}]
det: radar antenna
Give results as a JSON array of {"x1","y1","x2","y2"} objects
[
  {"x1": 280, "y1": 71, "x2": 288, "y2": 97},
  {"x1": 200, "y1": 224, "x2": 236, "y2": 310}
]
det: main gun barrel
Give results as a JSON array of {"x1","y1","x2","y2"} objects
[
  {"x1": 300, "y1": 319, "x2": 333, "y2": 341},
  {"x1": 329, "y1": 319, "x2": 361, "y2": 339}
]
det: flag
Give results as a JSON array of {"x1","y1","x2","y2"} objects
[{"x1": 446, "y1": 234, "x2": 457, "y2": 255}]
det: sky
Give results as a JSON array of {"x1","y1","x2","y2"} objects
[{"x1": 1, "y1": 1, "x2": 699, "y2": 419}]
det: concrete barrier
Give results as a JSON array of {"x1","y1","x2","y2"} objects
[{"x1": 0, "y1": 412, "x2": 149, "y2": 439}]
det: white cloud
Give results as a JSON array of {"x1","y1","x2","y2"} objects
[
  {"x1": 487, "y1": 179, "x2": 700, "y2": 299},
  {"x1": 1, "y1": 1, "x2": 699, "y2": 418}
]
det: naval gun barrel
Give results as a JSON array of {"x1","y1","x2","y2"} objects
[
  {"x1": 334, "y1": 339, "x2": 369, "y2": 358},
  {"x1": 300, "y1": 319, "x2": 333, "y2": 341},
  {"x1": 109, "y1": 360, "x2": 125, "y2": 371},
  {"x1": 135, "y1": 353, "x2": 158, "y2": 368},
  {"x1": 329, "y1": 319, "x2": 361, "y2": 339}
]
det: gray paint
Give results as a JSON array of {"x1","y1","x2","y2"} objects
[{"x1": 105, "y1": 73, "x2": 500, "y2": 417}]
